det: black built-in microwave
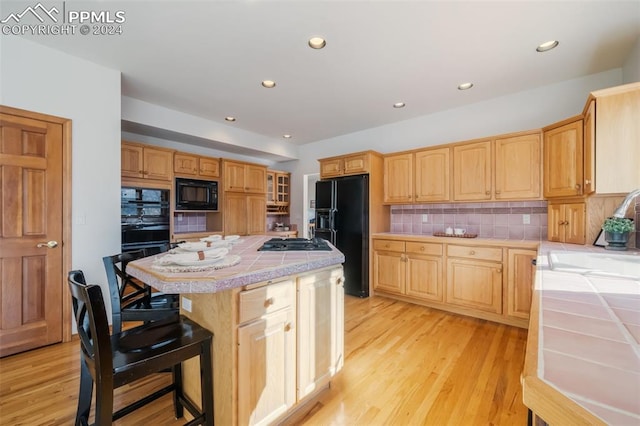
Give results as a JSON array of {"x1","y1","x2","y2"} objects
[{"x1": 175, "y1": 178, "x2": 218, "y2": 211}]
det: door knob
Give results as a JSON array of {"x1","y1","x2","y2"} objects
[{"x1": 36, "y1": 241, "x2": 58, "y2": 249}]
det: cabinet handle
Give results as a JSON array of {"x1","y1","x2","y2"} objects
[
  {"x1": 284, "y1": 323, "x2": 292, "y2": 332},
  {"x1": 575, "y1": 184, "x2": 581, "y2": 190},
  {"x1": 495, "y1": 190, "x2": 501, "y2": 194},
  {"x1": 485, "y1": 191, "x2": 491, "y2": 195},
  {"x1": 407, "y1": 195, "x2": 411, "y2": 199},
  {"x1": 469, "y1": 250, "x2": 476, "y2": 255},
  {"x1": 497, "y1": 268, "x2": 503, "y2": 273},
  {"x1": 264, "y1": 297, "x2": 274, "y2": 307},
  {"x1": 420, "y1": 246, "x2": 425, "y2": 251},
  {"x1": 585, "y1": 180, "x2": 591, "y2": 185}
]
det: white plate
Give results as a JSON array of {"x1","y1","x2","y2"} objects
[
  {"x1": 224, "y1": 235, "x2": 240, "y2": 242},
  {"x1": 178, "y1": 241, "x2": 227, "y2": 252},
  {"x1": 200, "y1": 235, "x2": 222, "y2": 242},
  {"x1": 156, "y1": 248, "x2": 229, "y2": 266}
]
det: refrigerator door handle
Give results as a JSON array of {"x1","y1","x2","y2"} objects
[{"x1": 330, "y1": 209, "x2": 336, "y2": 230}]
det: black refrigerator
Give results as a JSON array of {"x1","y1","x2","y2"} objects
[{"x1": 315, "y1": 175, "x2": 369, "y2": 297}]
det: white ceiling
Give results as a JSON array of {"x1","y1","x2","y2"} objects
[{"x1": 20, "y1": 1, "x2": 640, "y2": 146}]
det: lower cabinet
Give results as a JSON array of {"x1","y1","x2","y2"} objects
[
  {"x1": 445, "y1": 244, "x2": 503, "y2": 314},
  {"x1": 372, "y1": 237, "x2": 537, "y2": 327},
  {"x1": 297, "y1": 267, "x2": 345, "y2": 400},
  {"x1": 506, "y1": 249, "x2": 537, "y2": 319},
  {"x1": 236, "y1": 266, "x2": 344, "y2": 426},
  {"x1": 372, "y1": 239, "x2": 444, "y2": 302},
  {"x1": 237, "y1": 278, "x2": 297, "y2": 426}
]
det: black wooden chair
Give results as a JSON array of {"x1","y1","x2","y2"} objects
[
  {"x1": 103, "y1": 249, "x2": 179, "y2": 333},
  {"x1": 68, "y1": 270, "x2": 214, "y2": 426}
]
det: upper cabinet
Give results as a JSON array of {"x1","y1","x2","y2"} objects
[
  {"x1": 585, "y1": 83, "x2": 640, "y2": 194},
  {"x1": 267, "y1": 170, "x2": 291, "y2": 215},
  {"x1": 383, "y1": 147, "x2": 451, "y2": 203},
  {"x1": 319, "y1": 151, "x2": 376, "y2": 179},
  {"x1": 383, "y1": 153, "x2": 414, "y2": 203},
  {"x1": 223, "y1": 160, "x2": 267, "y2": 193},
  {"x1": 453, "y1": 140, "x2": 492, "y2": 201},
  {"x1": 494, "y1": 133, "x2": 541, "y2": 200},
  {"x1": 543, "y1": 117, "x2": 584, "y2": 198},
  {"x1": 453, "y1": 132, "x2": 542, "y2": 202},
  {"x1": 121, "y1": 141, "x2": 173, "y2": 181},
  {"x1": 174, "y1": 152, "x2": 220, "y2": 179}
]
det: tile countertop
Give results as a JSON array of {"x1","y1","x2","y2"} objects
[
  {"x1": 524, "y1": 241, "x2": 640, "y2": 425},
  {"x1": 371, "y1": 232, "x2": 541, "y2": 248},
  {"x1": 126, "y1": 235, "x2": 345, "y2": 294}
]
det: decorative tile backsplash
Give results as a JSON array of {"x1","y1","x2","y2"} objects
[
  {"x1": 390, "y1": 200, "x2": 548, "y2": 240},
  {"x1": 174, "y1": 212, "x2": 207, "y2": 233}
]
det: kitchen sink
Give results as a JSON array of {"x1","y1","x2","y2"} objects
[{"x1": 547, "y1": 251, "x2": 640, "y2": 280}]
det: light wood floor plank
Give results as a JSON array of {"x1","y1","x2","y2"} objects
[{"x1": 0, "y1": 295, "x2": 528, "y2": 425}]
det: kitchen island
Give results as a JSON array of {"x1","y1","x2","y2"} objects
[{"x1": 127, "y1": 235, "x2": 346, "y2": 426}]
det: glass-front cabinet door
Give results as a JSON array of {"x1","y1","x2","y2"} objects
[
  {"x1": 266, "y1": 171, "x2": 275, "y2": 204},
  {"x1": 277, "y1": 173, "x2": 289, "y2": 204}
]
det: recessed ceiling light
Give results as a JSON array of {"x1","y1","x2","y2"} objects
[
  {"x1": 283, "y1": 134, "x2": 292, "y2": 139},
  {"x1": 393, "y1": 102, "x2": 406, "y2": 108},
  {"x1": 308, "y1": 37, "x2": 326, "y2": 49},
  {"x1": 225, "y1": 116, "x2": 236, "y2": 122},
  {"x1": 536, "y1": 40, "x2": 559, "y2": 52},
  {"x1": 261, "y1": 80, "x2": 276, "y2": 88},
  {"x1": 457, "y1": 82, "x2": 474, "y2": 90}
]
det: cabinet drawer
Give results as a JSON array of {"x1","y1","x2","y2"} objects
[
  {"x1": 239, "y1": 279, "x2": 294, "y2": 324},
  {"x1": 406, "y1": 242, "x2": 443, "y2": 256},
  {"x1": 373, "y1": 239, "x2": 405, "y2": 252},
  {"x1": 447, "y1": 244, "x2": 502, "y2": 262}
]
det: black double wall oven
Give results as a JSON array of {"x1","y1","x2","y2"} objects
[{"x1": 121, "y1": 187, "x2": 170, "y2": 253}]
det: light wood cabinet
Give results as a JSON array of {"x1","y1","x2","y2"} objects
[
  {"x1": 547, "y1": 202, "x2": 586, "y2": 244},
  {"x1": 372, "y1": 239, "x2": 443, "y2": 302},
  {"x1": 405, "y1": 242, "x2": 444, "y2": 302},
  {"x1": 224, "y1": 193, "x2": 266, "y2": 235},
  {"x1": 297, "y1": 267, "x2": 344, "y2": 400},
  {"x1": 372, "y1": 240, "x2": 405, "y2": 295},
  {"x1": 383, "y1": 153, "x2": 413, "y2": 203},
  {"x1": 415, "y1": 147, "x2": 451, "y2": 202},
  {"x1": 453, "y1": 140, "x2": 492, "y2": 201},
  {"x1": 494, "y1": 133, "x2": 541, "y2": 200},
  {"x1": 506, "y1": 249, "x2": 536, "y2": 320},
  {"x1": 223, "y1": 160, "x2": 267, "y2": 193},
  {"x1": 452, "y1": 133, "x2": 541, "y2": 202},
  {"x1": 372, "y1": 236, "x2": 535, "y2": 328},
  {"x1": 446, "y1": 252, "x2": 503, "y2": 314},
  {"x1": 543, "y1": 118, "x2": 584, "y2": 198},
  {"x1": 319, "y1": 151, "x2": 375, "y2": 179},
  {"x1": 267, "y1": 170, "x2": 290, "y2": 215},
  {"x1": 586, "y1": 83, "x2": 640, "y2": 194},
  {"x1": 238, "y1": 279, "x2": 297, "y2": 426},
  {"x1": 383, "y1": 147, "x2": 451, "y2": 203},
  {"x1": 121, "y1": 142, "x2": 173, "y2": 181},
  {"x1": 174, "y1": 152, "x2": 220, "y2": 178}
]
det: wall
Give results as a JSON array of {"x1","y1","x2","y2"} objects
[
  {"x1": 289, "y1": 69, "x2": 624, "y2": 229},
  {"x1": 0, "y1": 36, "x2": 122, "y2": 317},
  {"x1": 622, "y1": 37, "x2": 640, "y2": 83}
]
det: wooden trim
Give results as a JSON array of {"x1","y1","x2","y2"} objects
[
  {"x1": 541, "y1": 114, "x2": 583, "y2": 132},
  {"x1": 0, "y1": 104, "x2": 73, "y2": 343},
  {"x1": 317, "y1": 149, "x2": 382, "y2": 163}
]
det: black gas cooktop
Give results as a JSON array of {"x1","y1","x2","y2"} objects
[{"x1": 258, "y1": 237, "x2": 332, "y2": 251}]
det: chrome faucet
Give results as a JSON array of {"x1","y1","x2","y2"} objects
[{"x1": 613, "y1": 189, "x2": 640, "y2": 218}]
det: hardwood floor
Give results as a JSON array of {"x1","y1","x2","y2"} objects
[{"x1": 0, "y1": 295, "x2": 528, "y2": 425}]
